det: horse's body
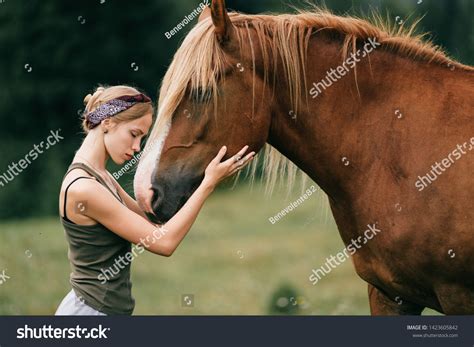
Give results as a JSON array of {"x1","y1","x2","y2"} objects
[
  {"x1": 272, "y1": 32, "x2": 474, "y2": 314},
  {"x1": 134, "y1": 2, "x2": 474, "y2": 314}
]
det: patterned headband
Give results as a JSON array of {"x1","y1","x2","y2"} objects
[{"x1": 85, "y1": 93, "x2": 151, "y2": 130}]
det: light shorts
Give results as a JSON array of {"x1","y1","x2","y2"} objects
[{"x1": 55, "y1": 289, "x2": 106, "y2": 316}]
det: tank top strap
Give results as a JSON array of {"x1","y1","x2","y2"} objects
[{"x1": 65, "y1": 162, "x2": 124, "y2": 204}]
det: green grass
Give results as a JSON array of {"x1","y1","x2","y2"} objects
[{"x1": 0, "y1": 182, "x2": 439, "y2": 315}]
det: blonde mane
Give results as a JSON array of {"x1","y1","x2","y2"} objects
[{"x1": 145, "y1": 7, "x2": 471, "y2": 195}]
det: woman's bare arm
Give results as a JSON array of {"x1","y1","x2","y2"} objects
[
  {"x1": 107, "y1": 173, "x2": 149, "y2": 219},
  {"x1": 69, "y1": 178, "x2": 213, "y2": 256},
  {"x1": 67, "y1": 146, "x2": 254, "y2": 256}
]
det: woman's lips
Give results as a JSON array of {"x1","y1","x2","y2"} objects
[{"x1": 125, "y1": 154, "x2": 132, "y2": 160}]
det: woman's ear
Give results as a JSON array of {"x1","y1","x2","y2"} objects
[{"x1": 101, "y1": 118, "x2": 116, "y2": 133}]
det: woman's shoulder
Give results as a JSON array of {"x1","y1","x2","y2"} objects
[
  {"x1": 59, "y1": 166, "x2": 103, "y2": 225},
  {"x1": 61, "y1": 167, "x2": 96, "y2": 192}
]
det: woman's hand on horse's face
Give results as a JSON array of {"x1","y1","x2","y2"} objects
[{"x1": 203, "y1": 145, "x2": 255, "y2": 188}]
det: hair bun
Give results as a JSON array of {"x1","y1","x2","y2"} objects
[
  {"x1": 83, "y1": 86, "x2": 106, "y2": 106},
  {"x1": 83, "y1": 93, "x2": 93, "y2": 106}
]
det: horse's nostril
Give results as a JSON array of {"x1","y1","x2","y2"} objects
[{"x1": 151, "y1": 185, "x2": 164, "y2": 212}]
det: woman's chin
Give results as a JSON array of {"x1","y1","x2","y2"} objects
[{"x1": 111, "y1": 156, "x2": 127, "y2": 166}]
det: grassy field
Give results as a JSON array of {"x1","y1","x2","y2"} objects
[{"x1": 0, "y1": 181, "x2": 439, "y2": 315}]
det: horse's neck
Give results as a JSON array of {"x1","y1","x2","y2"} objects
[{"x1": 267, "y1": 32, "x2": 435, "y2": 199}]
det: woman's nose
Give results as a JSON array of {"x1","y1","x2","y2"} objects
[{"x1": 132, "y1": 141, "x2": 141, "y2": 152}]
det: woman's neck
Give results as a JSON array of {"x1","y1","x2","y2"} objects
[{"x1": 74, "y1": 131, "x2": 109, "y2": 172}]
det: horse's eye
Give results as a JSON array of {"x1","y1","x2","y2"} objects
[{"x1": 190, "y1": 87, "x2": 213, "y2": 103}]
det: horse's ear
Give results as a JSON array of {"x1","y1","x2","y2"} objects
[
  {"x1": 198, "y1": 7, "x2": 212, "y2": 22},
  {"x1": 210, "y1": 0, "x2": 234, "y2": 44}
]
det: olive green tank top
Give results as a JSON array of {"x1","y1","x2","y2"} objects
[{"x1": 60, "y1": 162, "x2": 134, "y2": 315}]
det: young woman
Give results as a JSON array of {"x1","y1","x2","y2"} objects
[{"x1": 55, "y1": 85, "x2": 255, "y2": 315}]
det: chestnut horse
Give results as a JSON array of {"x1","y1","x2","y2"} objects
[{"x1": 134, "y1": 1, "x2": 474, "y2": 314}]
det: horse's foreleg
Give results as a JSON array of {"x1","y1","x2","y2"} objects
[{"x1": 368, "y1": 284, "x2": 424, "y2": 315}]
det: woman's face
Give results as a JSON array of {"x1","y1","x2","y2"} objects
[{"x1": 105, "y1": 113, "x2": 153, "y2": 165}]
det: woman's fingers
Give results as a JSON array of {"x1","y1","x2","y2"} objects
[
  {"x1": 232, "y1": 151, "x2": 255, "y2": 168},
  {"x1": 223, "y1": 145, "x2": 249, "y2": 166},
  {"x1": 211, "y1": 146, "x2": 227, "y2": 164},
  {"x1": 229, "y1": 151, "x2": 255, "y2": 175},
  {"x1": 204, "y1": 145, "x2": 256, "y2": 186}
]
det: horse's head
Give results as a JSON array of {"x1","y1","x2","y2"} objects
[{"x1": 134, "y1": 0, "x2": 274, "y2": 223}]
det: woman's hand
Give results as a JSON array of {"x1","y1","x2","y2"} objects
[{"x1": 202, "y1": 145, "x2": 255, "y2": 189}]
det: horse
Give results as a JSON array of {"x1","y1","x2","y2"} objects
[{"x1": 133, "y1": 0, "x2": 474, "y2": 315}]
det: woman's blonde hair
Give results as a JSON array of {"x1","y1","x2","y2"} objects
[{"x1": 82, "y1": 85, "x2": 153, "y2": 133}]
